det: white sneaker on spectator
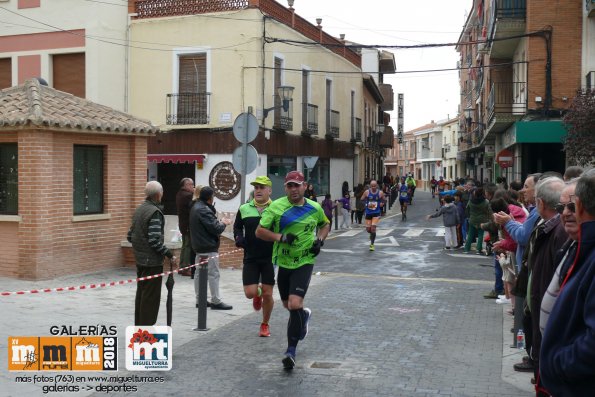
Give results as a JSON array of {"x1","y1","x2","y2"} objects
[{"x1": 496, "y1": 297, "x2": 511, "y2": 304}]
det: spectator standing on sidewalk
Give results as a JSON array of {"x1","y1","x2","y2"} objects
[
  {"x1": 128, "y1": 181, "x2": 177, "y2": 326},
  {"x1": 233, "y1": 176, "x2": 275, "y2": 337},
  {"x1": 540, "y1": 169, "x2": 595, "y2": 396},
  {"x1": 256, "y1": 170, "x2": 330, "y2": 370},
  {"x1": 189, "y1": 187, "x2": 233, "y2": 310},
  {"x1": 336, "y1": 192, "x2": 351, "y2": 229},
  {"x1": 176, "y1": 178, "x2": 195, "y2": 277},
  {"x1": 426, "y1": 195, "x2": 459, "y2": 249},
  {"x1": 463, "y1": 188, "x2": 492, "y2": 255},
  {"x1": 321, "y1": 194, "x2": 336, "y2": 230}
]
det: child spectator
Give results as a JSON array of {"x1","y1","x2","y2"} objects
[
  {"x1": 426, "y1": 195, "x2": 460, "y2": 250},
  {"x1": 336, "y1": 192, "x2": 351, "y2": 229},
  {"x1": 321, "y1": 193, "x2": 336, "y2": 230},
  {"x1": 453, "y1": 191, "x2": 466, "y2": 248}
]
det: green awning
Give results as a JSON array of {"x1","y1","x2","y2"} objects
[{"x1": 514, "y1": 120, "x2": 567, "y2": 143}]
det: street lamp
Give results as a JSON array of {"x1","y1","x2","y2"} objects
[
  {"x1": 464, "y1": 106, "x2": 486, "y2": 130},
  {"x1": 376, "y1": 123, "x2": 385, "y2": 134},
  {"x1": 263, "y1": 85, "x2": 294, "y2": 119}
]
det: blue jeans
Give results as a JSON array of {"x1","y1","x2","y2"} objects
[
  {"x1": 494, "y1": 255, "x2": 504, "y2": 293},
  {"x1": 462, "y1": 218, "x2": 468, "y2": 242}
]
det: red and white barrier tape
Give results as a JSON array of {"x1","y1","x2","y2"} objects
[{"x1": 0, "y1": 248, "x2": 244, "y2": 296}]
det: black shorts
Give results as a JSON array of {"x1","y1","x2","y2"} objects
[
  {"x1": 365, "y1": 213, "x2": 380, "y2": 220},
  {"x1": 242, "y1": 259, "x2": 275, "y2": 286},
  {"x1": 277, "y1": 264, "x2": 313, "y2": 301}
]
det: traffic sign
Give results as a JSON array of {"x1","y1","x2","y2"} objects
[
  {"x1": 496, "y1": 149, "x2": 514, "y2": 168},
  {"x1": 232, "y1": 144, "x2": 258, "y2": 174},
  {"x1": 232, "y1": 113, "x2": 258, "y2": 144}
]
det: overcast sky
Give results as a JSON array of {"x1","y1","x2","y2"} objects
[{"x1": 292, "y1": 0, "x2": 470, "y2": 131}]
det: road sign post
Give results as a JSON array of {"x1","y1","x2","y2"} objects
[{"x1": 232, "y1": 110, "x2": 259, "y2": 204}]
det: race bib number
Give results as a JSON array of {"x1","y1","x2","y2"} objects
[
  {"x1": 400, "y1": 191, "x2": 408, "y2": 198},
  {"x1": 367, "y1": 201, "x2": 378, "y2": 210}
]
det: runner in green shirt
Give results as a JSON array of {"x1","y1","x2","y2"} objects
[{"x1": 256, "y1": 170, "x2": 330, "y2": 370}]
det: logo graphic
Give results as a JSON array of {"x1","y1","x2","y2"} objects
[
  {"x1": 9, "y1": 337, "x2": 39, "y2": 371},
  {"x1": 40, "y1": 337, "x2": 71, "y2": 370},
  {"x1": 8, "y1": 336, "x2": 118, "y2": 371},
  {"x1": 125, "y1": 326, "x2": 172, "y2": 371}
]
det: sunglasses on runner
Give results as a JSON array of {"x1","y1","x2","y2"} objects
[{"x1": 555, "y1": 202, "x2": 575, "y2": 214}]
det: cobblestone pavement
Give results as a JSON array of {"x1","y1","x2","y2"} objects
[{"x1": 0, "y1": 190, "x2": 532, "y2": 397}]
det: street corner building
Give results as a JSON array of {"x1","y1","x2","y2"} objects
[{"x1": 0, "y1": 78, "x2": 158, "y2": 280}]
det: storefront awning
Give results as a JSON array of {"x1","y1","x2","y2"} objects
[{"x1": 147, "y1": 154, "x2": 205, "y2": 164}]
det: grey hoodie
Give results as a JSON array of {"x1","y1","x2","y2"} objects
[{"x1": 430, "y1": 202, "x2": 460, "y2": 227}]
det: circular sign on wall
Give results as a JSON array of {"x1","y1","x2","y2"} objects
[
  {"x1": 209, "y1": 161, "x2": 241, "y2": 200},
  {"x1": 496, "y1": 149, "x2": 514, "y2": 169}
]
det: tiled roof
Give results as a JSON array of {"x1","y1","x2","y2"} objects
[
  {"x1": 0, "y1": 79, "x2": 158, "y2": 135},
  {"x1": 405, "y1": 122, "x2": 437, "y2": 134}
]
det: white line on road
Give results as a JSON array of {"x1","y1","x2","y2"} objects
[
  {"x1": 402, "y1": 228, "x2": 424, "y2": 237},
  {"x1": 375, "y1": 228, "x2": 393, "y2": 236},
  {"x1": 321, "y1": 248, "x2": 354, "y2": 254},
  {"x1": 336, "y1": 229, "x2": 363, "y2": 237},
  {"x1": 374, "y1": 236, "x2": 400, "y2": 246},
  {"x1": 435, "y1": 229, "x2": 445, "y2": 237},
  {"x1": 448, "y1": 253, "x2": 492, "y2": 259}
]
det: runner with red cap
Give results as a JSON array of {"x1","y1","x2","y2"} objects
[{"x1": 256, "y1": 170, "x2": 330, "y2": 369}]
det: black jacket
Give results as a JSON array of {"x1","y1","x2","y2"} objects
[
  {"x1": 189, "y1": 200, "x2": 226, "y2": 253},
  {"x1": 233, "y1": 200, "x2": 274, "y2": 263}
]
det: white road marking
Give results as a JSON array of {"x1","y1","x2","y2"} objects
[
  {"x1": 435, "y1": 229, "x2": 445, "y2": 237},
  {"x1": 374, "y1": 236, "x2": 400, "y2": 246},
  {"x1": 376, "y1": 228, "x2": 393, "y2": 236},
  {"x1": 336, "y1": 229, "x2": 363, "y2": 237},
  {"x1": 402, "y1": 228, "x2": 424, "y2": 237},
  {"x1": 448, "y1": 253, "x2": 492, "y2": 259},
  {"x1": 321, "y1": 248, "x2": 354, "y2": 254}
]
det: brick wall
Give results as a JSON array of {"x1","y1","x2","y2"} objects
[
  {"x1": 526, "y1": 0, "x2": 583, "y2": 110},
  {"x1": 1, "y1": 128, "x2": 149, "y2": 280}
]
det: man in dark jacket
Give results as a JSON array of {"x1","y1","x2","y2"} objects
[
  {"x1": 189, "y1": 186, "x2": 232, "y2": 310},
  {"x1": 234, "y1": 176, "x2": 275, "y2": 337},
  {"x1": 523, "y1": 177, "x2": 567, "y2": 388},
  {"x1": 176, "y1": 178, "x2": 194, "y2": 277},
  {"x1": 128, "y1": 181, "x2": 177, "y2": 325},
  {"x1": 541, "y1": 169, "x2": 595, "y2": 396}
]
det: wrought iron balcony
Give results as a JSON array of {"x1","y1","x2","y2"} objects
[
  {"x1": 302, "y1": 103, "x2": 318, "y2": 135},
  {"x1": 487, "y1": 0, "x2": 526, "y2": 58},
  {"x1": 351, "y1": 117, "x2": 362, "y2": 142},
  {"x1": 487, "y1": 81, "x2": 527, "y2": 124},
  {"x1": 326, "y1": 109, "x2": 340, "y2": 139},
  {"x1": 273, "y1": 95, "x2": 293, "y2": 131},
  {"x1": 166, "y1": 92, "x2": 210, "y2": 125}
]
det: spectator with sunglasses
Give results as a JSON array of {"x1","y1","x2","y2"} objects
[{"x1": 541, "y1": 169, "x2": 595, "y2": 396}]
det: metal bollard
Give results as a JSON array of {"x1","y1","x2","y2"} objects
[
  {"x1": 194, "y1": 255, "x2": 210, "y2": 331},
  {"x1": 334, "y1": 206, "x2": 338, "y2": 230}
]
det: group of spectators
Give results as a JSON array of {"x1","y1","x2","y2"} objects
[{"x1": 429, "y1": 166, "x2": 594, "y2": 396}]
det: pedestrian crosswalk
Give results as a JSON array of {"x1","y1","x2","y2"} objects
[{"x1": 328, "y1": 227, "x2": 446, "y2": 239}]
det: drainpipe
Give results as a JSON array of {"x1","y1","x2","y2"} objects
[{"x1": 261, "y1": 15, "x2": 267, "y2": 126}]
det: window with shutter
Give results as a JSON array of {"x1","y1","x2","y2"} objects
[
  {"x1": 177, "y1": 54, "x2": 207, "y2": 124},
  {"x1": 0, "y1": 58, "x2": 11, "y2": 89},
  {"x1": 73, "y1": 146, "x2": 104, "y2": 215},
  {"x1": 52, "y1": 53, "x2": 85, "y2": 98},
  {"x1": 0, "y1": 144, "x2": 18, "y2": 215}
]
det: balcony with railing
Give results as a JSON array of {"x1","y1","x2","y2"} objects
[
  {"x1": 486, "y1": 81, "x2": 527, "y2": 133},
  {"x1": 326, "y1": 109, "x2": 340, "y2": 139},
  {"x1": 301, "y1": 103, "x2": 318, "y2": 136},
  {"x1": 488, "y1": 0, "x2": 526, "y2": 58},
  {"x1": 166, "y1": 92, "x2": 210, "y2": 125},
  {"x1": 351, "y1": 117, "x2": 362, "y2": 142}
]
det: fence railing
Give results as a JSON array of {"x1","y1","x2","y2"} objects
[{"x1": 166, "y1": 92, "x2": 210, "y2": 125}]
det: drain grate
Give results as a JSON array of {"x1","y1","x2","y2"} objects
[{"x1": 310, "y1": 361, "x2": 341, "y2": 369}]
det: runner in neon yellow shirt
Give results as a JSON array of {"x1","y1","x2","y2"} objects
[{"x1": 256, "y1": 170, "x2": 330, "y2": 370}]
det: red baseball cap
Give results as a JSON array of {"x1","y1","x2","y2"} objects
[{"x1": 284, "y1": 170, "x2": 305, "y2": 185}]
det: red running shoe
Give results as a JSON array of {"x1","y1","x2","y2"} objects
[{"x1": 259, "y1": 323, "x2": 270, "y2": 337}]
